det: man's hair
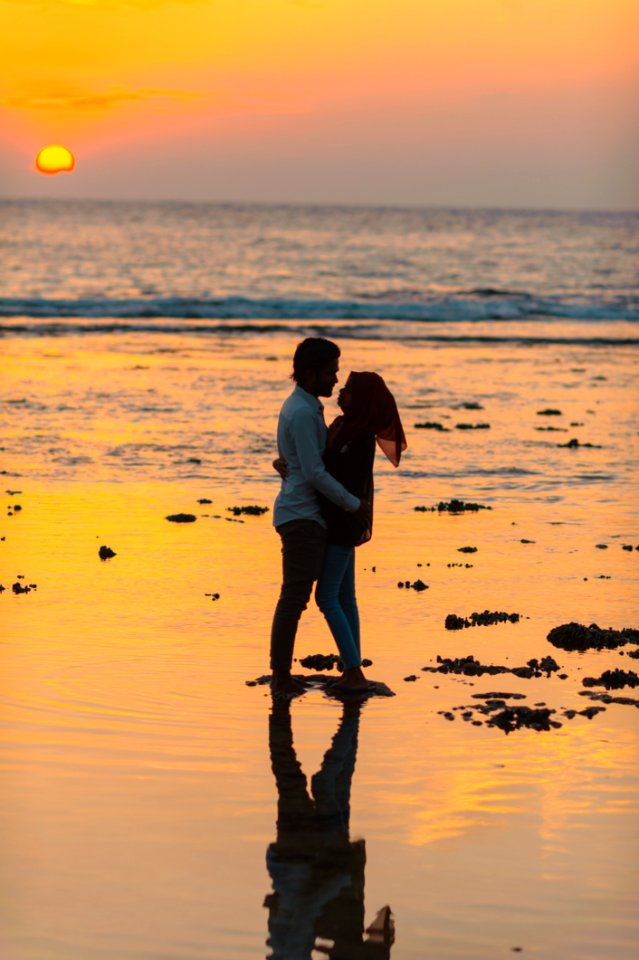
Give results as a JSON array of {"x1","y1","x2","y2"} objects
[{"x1": 292, "y1": 337, "x2": 340, "y2": 384}]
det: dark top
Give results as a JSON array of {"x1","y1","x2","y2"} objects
[{"x1": 318, "y1": 431, "x2": 375, "y2": 547}]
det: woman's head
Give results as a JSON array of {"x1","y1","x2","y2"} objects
[{"x1": 337, "y1": 371, "x2": 407, "y2": 466}]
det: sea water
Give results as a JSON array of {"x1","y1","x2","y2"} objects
[{"x1": 1, "y1": 201, "x2": 638, "y2": 960}]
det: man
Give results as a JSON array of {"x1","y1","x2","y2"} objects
[{"x1": 270, "y1": 338, "x2": 369, "y2": 695}]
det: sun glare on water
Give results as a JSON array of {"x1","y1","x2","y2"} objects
[{"x1": 35, "y1": 145, "x2": 76, "y2": 175}]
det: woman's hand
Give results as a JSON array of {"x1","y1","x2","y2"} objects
[{"x1": 272, "y1": 456, "x2": 289, "y2": 480}]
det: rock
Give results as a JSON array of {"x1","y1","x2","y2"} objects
[
  {"x1": 414, "y1": 421, "x2": 450, "y2": 431},
  {"x1": 422, "y1": 653, "x2": 559, "y2": 679},
  {"x1": 205, "y1": 592, "x2": 221, "y2": 601},
  {"x1": 362, "y1": 658, "x2": 373, "y2": 667},
  {"x1": 557, "y1": 438, "x2": 602, "y2": 449},
  {"x1": 455, "y1": 422, "x2": 491, "y2": 430},
  {"x1": 166, "y1": 513, "x2": 197, "y2": 523},
  {"x1": 471, "y1": 692, "x2": 527, "y2": 700},
  {"x1": 488, "y1": 705, "x2": 556, "y2": 733},
  {"x1": 197, "y1": 498, "x2": 213, "y2": 504},
  {"x1": 227, "y1": 505, "x2": 269, "y2": 516},
  {"x1": 299, "y1": 653, "x2": 342, "y2": 671},
  {"x1": 245, "y1": 675, "x2": 272, "y2": 687},
  {"x1": 537, "y1": 408, "x2": 562, "y2": 416},
  {"x1": 520, "y1": 539, "x2": 536, "y2": 544},
  {"x1": 595, "y1": 544, "x2": 608, "y2": 549},
  {"x1": 445, "y1": 610, "x2": 520, "y2": 630},
  {"x1": 457, "y1": 401, "x2": 484, "y2": 410},
  {"x1": 457, "y1": 546, "x2": 478, "y2": 553},
  {"x1": 12, "y1": 581, "x2": 33, "y2": 594},
  {"x1": 98, "y1": 545, "x2": 116, "y2": 560},
  {"x1": 404, "y1": 675, "x2": 418, "y2": 682},
  {"x1": 582, "y1": 669, "x2": 638, "y2": 690},
  {"x1": 414, "y1": 500, "x2": 491, "y2": 513},
  {"x1": 410, "y1": 579, "x2": 429, "y2": 592},
  {"x1": 547, "y1": 621, "x2": 639, "y2": 652},
  {"x1": 578, "y1": 706, "x2": 606, "y2": 719},
  {"x1": 579, "y1": 690, "x2": 639, "y2": 709}
]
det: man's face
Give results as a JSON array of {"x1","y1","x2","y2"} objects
[{"x1": 307, "y1": 360, "x2": 339, "y2": 397}]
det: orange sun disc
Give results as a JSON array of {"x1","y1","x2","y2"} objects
[{"x1": 35, "y1": 144, "x2": 76, "y2": 175}]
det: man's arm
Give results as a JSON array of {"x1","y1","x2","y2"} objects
[{"x1": 292, "y1": 409, "x2": 361, "y2": 512}]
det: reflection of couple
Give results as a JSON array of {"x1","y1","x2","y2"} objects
[
  {"x1": 265, "y1": 698, "x2": 395, "y2": 959},
  {"x1": 270, "y1": 337, "x2": 406, "y2": 695}
]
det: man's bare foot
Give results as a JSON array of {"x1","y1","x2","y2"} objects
[{"x1": 271, "y1": 671, "x2": 306, "y2": 696}]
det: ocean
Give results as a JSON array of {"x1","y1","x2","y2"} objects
[{"x1": 1, "y1": 200, "x2": 638, "y2": 960}]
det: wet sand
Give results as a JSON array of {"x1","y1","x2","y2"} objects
[{"x1": 1, "y1": 330, "x2": 638, "y2": 959}]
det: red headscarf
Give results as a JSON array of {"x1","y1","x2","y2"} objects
[{"x1": 335, "y1": 371, "x2": 407, "y2": 467}]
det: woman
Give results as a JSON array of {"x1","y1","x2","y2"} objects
[{"x1": 276, "y1": 371, "x2": 406, "y2": 693}]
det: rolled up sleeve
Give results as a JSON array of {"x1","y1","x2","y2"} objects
[{"x1": 293, "y1": 409, "x2": 361, "y2": 512}]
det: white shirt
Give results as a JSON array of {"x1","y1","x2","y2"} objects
[{"x1": 273, "y1": 386, "x2": 361, "y2": 528}]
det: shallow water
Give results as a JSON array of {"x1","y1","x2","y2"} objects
[{"x1": 1, "y1": 324, "x2": 638, "y2": 959}]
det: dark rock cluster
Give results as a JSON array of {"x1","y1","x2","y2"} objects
[
  {"x1": 547, "y1": 622, "x2": 639, "y2": 652},
  {"x1": 582, "y1": 669, "x2": 639, "y2": 690},
  {"x1": 445, "y1": 610, "x2": 520, "y2": 630},
  {"x1": 397, "y1": 579, "x2": 429, "y2": 591},
  {"x1": 166, "y1": 513, "x2": 197, "y2": 523},
  {"x1": 455, "y1": 422, "x2": 490, "y2": 430},
  {"x1": 414, "y1": 421, "x2": 450, "y2": 431},
  {"x1": 414, "y1": 500, "x2": 491, "y2": 513},
  {"x1": 579, "y1": 690, "x2": 639, "y2": 709},
  {"x1": 98, "y1": 545, "x2": 116, "y2": 560},
  {"x1": 12, "y1": 581, "x2": 37, "y2": 594},
  {"x1": 299, "y1": 653, "x2": 343, "y2": 671},
  {"x1": 227, "y1": 505, "x2": 269, "y2": 516},
  {"x1": 488, "y1": 706, "x2": 559, "y2": 733},
  {"x1": 557, "y1": 438, "x2": 602, "y2": 449},
  {"x1": 422, "y1": 654, "x2": 560, "y2": 679}
]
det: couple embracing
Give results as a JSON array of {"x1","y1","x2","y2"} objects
[{"x1": 270, "y1": 337, "x2": 406, "y2": 696}]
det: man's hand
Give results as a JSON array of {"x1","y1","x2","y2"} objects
[
  {"x1": 354, "y1": 499, "x2": 371, "y2": 525},
  {"x1": 272, "y1": 456, "x2": 289, "y2": 480}
]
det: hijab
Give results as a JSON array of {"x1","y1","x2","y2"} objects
[{"x1": 334, "y1": 371, "x2": 407, "y2": 467}]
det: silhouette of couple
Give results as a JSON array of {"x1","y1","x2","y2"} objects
[{"x1": 265, "y1": 698, "x2": 395, "y2": 960}]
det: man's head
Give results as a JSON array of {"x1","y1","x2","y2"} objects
[{"x1": 292, "y1": 337, "x2": 340, "y2": 398}]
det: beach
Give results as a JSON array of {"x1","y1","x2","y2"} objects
[{"x1": 1, "y1": 202, "x2": 639, "y2": 959}]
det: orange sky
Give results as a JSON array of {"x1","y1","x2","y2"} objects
[{"x1": 1, "y1": 0, "x2": 638, "y2": 207}]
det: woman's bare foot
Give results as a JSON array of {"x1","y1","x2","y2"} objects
[{"x1": 339, "y1": 666, "x2": 369, "y2": 690}]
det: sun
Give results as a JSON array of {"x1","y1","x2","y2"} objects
[{"x1": 35, "y1": 145, "x2": 76, "y2": 175}]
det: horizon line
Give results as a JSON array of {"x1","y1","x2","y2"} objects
[{"x1": 1, "y1": 196, "x2": 638, "y2": 216}]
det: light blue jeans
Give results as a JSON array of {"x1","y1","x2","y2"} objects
[{"x1": 315, "y1": 544, "x2": 361, "y2": 669}]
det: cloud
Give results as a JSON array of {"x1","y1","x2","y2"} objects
[
  {"x1": 4, "y1": 0, "x2": 204, "y2": 8},
  {"x1": 3, "y1": 88, "x2": 210, "y2": 110}
]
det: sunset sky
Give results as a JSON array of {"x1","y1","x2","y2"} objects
[{"x1": 1, "y1": 0, "x2": 638, "y2": 208}]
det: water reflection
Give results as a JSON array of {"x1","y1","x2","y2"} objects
[{"x1": 265, "y1": 699, "x2": 395, "y2": 960}]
